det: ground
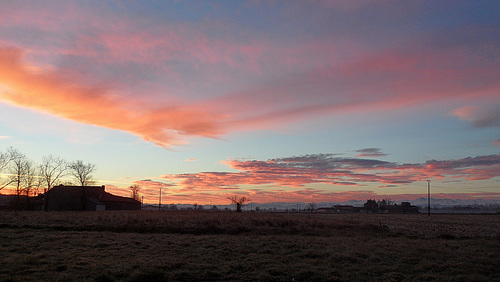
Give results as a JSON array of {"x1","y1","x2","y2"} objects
[{"x1": 0, "y1": 211, "x2": 498, "y2": 281}]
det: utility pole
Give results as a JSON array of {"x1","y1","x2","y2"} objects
[
  {"x1": 427, "y1": 180, "x2": 431, "y2": 217},
  {"x1": 159, "y1": 186, "x2": 162, "y2": 211}
]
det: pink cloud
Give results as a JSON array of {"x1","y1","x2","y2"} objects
[
  {"x1": 1, "y1": 3, "x2": 498, "y2": 148},
  {"x1": 0, "y1": 47, "x2": 225, "y2": 147},
  {"x1": 450, "y1": 106, "x2": 477, "y2": 120},
  {"x1": 104, "y1": 180, "x2": 174, "y2": 200},
  {"x1": 245, "y1": 189, "x2": 377, "y2": 204},
  {"x1": 204, "y1": 38, "x2": 500, "y2": 133},
  {"x1": 162, "y1": 154, "x2": 500, "y2": 194},
  {"x1": 450, "y1": 105, "x2": 500, "y2": 127}
]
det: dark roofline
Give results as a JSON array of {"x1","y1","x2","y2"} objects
[{"x1": 47, "y1": 185, "x2": 140, "y2": 204}]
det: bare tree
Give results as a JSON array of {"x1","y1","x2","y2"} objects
[
  {"x1": 21, "y1": 160, "x2": 37, "y2": 197},
  {"x1": 7, "y1": 149, "x2": 39, "y2": 209},
  {"x1": 0, "y1": 147, "x2": 16, "y2": 191},
  {"x1": 8, "y1": 148, "x2": 28, "y2": 196},
  {"x1": 227, "y1": 195, "x2": 250, "y2": 212},
  {"x1": 378, "y1": 198, "x2": 393, "y2": 206},
  {"x1": 68, "y1": 160, "x2": 96, "y2": 186},
  {"x1": 39, "y1": 155, "x2": 68, "y2": 190},
  {"x1": 129, "y1": 184, "x2": 141, "y2": 201},
  {"x1": 308, "y1": 202, "x2": 317, "y2": 212}
]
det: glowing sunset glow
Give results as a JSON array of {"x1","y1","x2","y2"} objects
[{"x1": 0, "y1": 1, "x2": 498, "y2": 205}]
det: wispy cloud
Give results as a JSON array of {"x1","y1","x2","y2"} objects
[
  {"x1": 163, "y1": 154, "x2": 500, "y2": 191},
  {"x1": 355, "y1": 148, "x2": 388, "y2": 158},
  {"x1": 450, "y1": 105, "x2": 500, "y2": 128},
  {"x1": 105, "y1": 152, "x2": 500, "y2": 204},
  {"x1": 0, "y1": 2, "x2": 498, "y2": 148},
  {"x1": 0, "y1": 47, "x2": 224, "y2": 148}
]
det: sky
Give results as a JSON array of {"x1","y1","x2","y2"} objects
[{"x1": 0, "y1": 0, "x2": 499, "y2": 205}]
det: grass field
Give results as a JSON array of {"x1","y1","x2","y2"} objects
[{"x1": 0, "y1": 211, "x2": 499, "y2": 281}]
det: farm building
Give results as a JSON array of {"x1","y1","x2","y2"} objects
[
  {"x1": 315, "y1": 207, "x2": 336, "y2": 213},
  {"x1": 333, "y1": 205, "x2": 356, "y2": 213},
  {"x1": 43, "y1": 185, "x2": 141, "y2": 211},
  {"x1": 0, "y1": 194, "x2": 33, "y2": 210},
  {"x1": 317, "y1": 205, "x2": 362, "y2": 213},
  {"x1": 315, "y1": 201, "x2": 419, "y2": 214},
  {"x1": 385, "y1": 202, "x2": 419, "y2": 214}
]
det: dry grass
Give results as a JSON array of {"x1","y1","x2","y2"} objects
[
  {"x1": 0, "y1": 211, "x2": 499, "y2": 281},
  {"x1": 0, "y1": 211, "x2": 387, "y2": 236}
]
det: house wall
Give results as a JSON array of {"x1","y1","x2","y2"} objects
[
  {"x1": 44, "y1": 185, "x2": 141, "y2": 211},
  {"x1": 45, "y1": 188, "x2": 85, "y2": 211}
]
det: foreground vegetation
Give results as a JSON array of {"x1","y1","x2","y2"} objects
[{"x1": 0, "y1": 211, "x2": 498, "y2": 281}]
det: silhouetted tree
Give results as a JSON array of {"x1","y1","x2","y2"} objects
[
  {"x1": 308, "y1": 202, "x2": 317, "y2": 212},
  {"x1": 0, "y1": 147, "x2": 16, "y2": 191},
  {"x1": 21, "y1": 160, "x2": 37, "y2": 197},
  {"x1": 8, "y1": 148, "x2": 29, "y2": 196},
  {"x1": 377, "y1": 199, "x2": 394, "y2": 213},
  {"x1": 364, "y1": 199, "x2": 378, "y2": 213},
  {"x1": 68, "y1": 160, "x2": 96, "y2": 186},
  {"x1": 39, "y1": 155, "x2": 68, "y2": 190},
  {"x1": 8, "y1": 148, "x2": 37, "y2": 209},
  {"x1": 129, "y1": 184, "x2": 141, "y2": 201},
  {"x1": 379, "y1": 198, "x2": 393, "y2": 206},
  {"x1": 227, "y1": 195, "x2": 250, "y2": 212}
]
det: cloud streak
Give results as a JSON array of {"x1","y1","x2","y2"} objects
[
  {"x1": 163, "y1": 154, "x2": 500, "y2": 192},
  {"x1": 450, "y1": 105, "x2": 500, "y2": 128},
  {"x1": 0, "y1": 2, "x2": 498, "y2": 147},
  {"x1": 355, "y1": 148, "x2": 388, "y2": 158},
  {"x1": 0, "y1": 47, "x2": 224, "y2": 147}
]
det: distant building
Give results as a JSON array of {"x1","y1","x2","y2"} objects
[
  {"x1": 43, "y1": 185, "x2": 141, "y2": 211},
  {"x1": 364, "y1": 200, "x2": 419, "y2": 214},
  {"x1": 389, "y1": 202, "x2": 419, "y2": 214},
  {"x1": 333, "y1": 205, "x2": 355, "y2": 214},
  {"x1": 316, "y1": 207, "x2": 336, "y2": 213},
  {"x1": 315, "y1": 200, "x2": 419, "y2": 214}
]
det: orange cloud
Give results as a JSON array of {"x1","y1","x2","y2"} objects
[
  {"x1": 162, "y1": 154, "x2": 500, "y2": 193},
  {"x1": 0, "y1": 47, "x2": 224, "y2": 147},
  {"x1": 1, "y1": 7, "x2": 498, "y2": 147}
]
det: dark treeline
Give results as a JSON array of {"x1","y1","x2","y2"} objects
[{"x1": 0, "y1": 146, "x2": 96, "y2": 198}]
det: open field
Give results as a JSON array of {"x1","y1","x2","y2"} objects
[{"x1": 0, "y1": 211, "x2": 499, "y2": 281}]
